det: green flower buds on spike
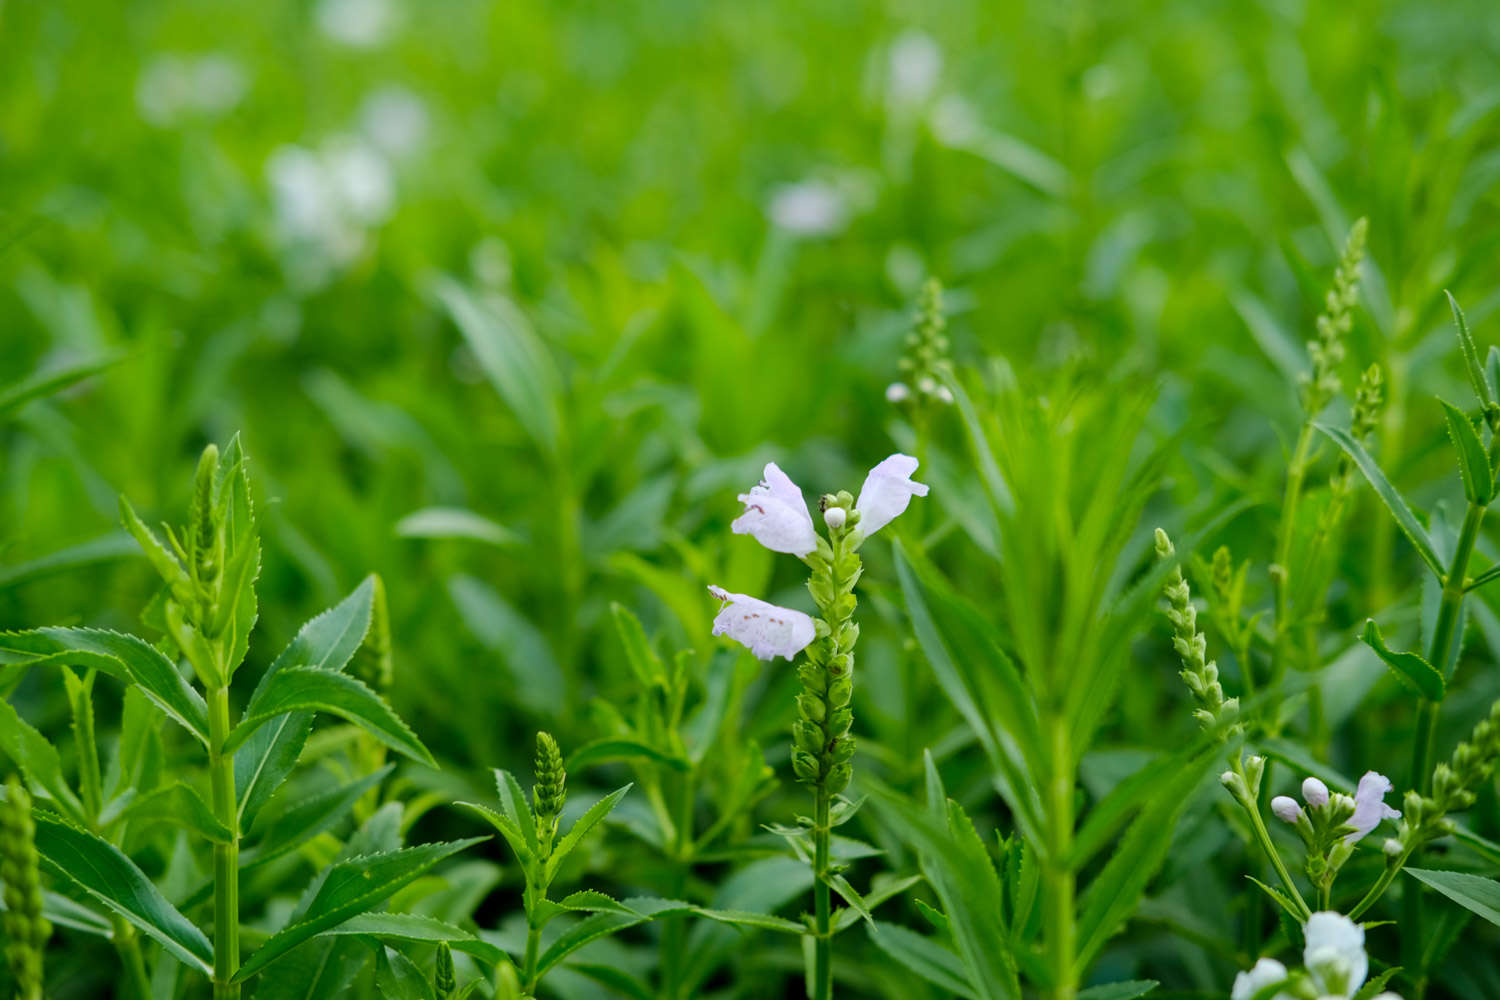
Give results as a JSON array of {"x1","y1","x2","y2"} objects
[
  {"x1": 890, "y1": 277, "x2": 955, "y2": 407},
  {"x1": 532, "y1": 732, "x2": 566, "y2": 856},
  {"x1": 1156, "y1": 529, "x2": 1239, "y2": 736},
  {"x1": 1300, "y1": 218, "x2": 1367, "y2": 417},
  {"x1": 434, "y1": 941, "x2": 456, "y2": 999},
  {"x1": 2, "y1": 778, "x2": 51, "y2": 1000}
]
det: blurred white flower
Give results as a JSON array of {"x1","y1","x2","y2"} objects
[
  {"x1": 855, "y1": 454, "x2": 929, "y2": 537},
  {"x1": 1231, "y1": 958, "x2": 1291, "y2": 1000},
  {"x1": 359, "y1": 86, "x2": 429, "y2": 158},
  {"x1": 768, "y1": 180, "x2": 848, "y2": 237},
  {"x1": 887, "y1": 30, "x2": 942, "y2": 107},
  {"x1": 885, "y1": 382, "x2": 911, "y2": 403},
  {"x1": 1346, "y1": 771, "x2": 1401, "y2": 844},
  {"x1": 317, "y1": 0, "x2": 398, "y2": 47},
  {"x1": 733, "y1": 462, "x2": 818, "y2": 557},
  {"x1": 137, "y1": 53, "x2": 248, "y2": 126},
  {"x1": 267, "y1": 137, "x2": 395, "y2": 276},
  {"x1": 708, "y1": 586, "x2": 817, "y2": 661},
  {"x1": 1303, "y1": 912, "x2": 1367, "y2": 997}
]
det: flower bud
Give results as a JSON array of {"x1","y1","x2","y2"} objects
[
  {"x1": 1383, "y1": 838, "x2": 1402, "y2": 858},
  {"x1": 1302, "y1": 776, "x2": 1330, "y2": 807},
  {"x1": 823, "y1": 506, "x2": 847, "y2": 530},
  {"x1": 1270, "y1": 796, "x2": 1302, "y2": 824},
  {"x1": 885, "y1": 382, "x2": 911, "y2": 403}
]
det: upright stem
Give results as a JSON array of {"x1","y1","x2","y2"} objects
[
  {"x1": 522, "y1": 921, "x2": 542, "y2": 992},
  {"x1": 1270, "y1": 423, "x2": 1316, "y2": 684},
  {"x1": 1042, "y1": 715, "x2": 1077, "y2": 1000},
  {"x1": 207, "y1": 685, "x2": 240, "y2": 1000},
  {"x1": 110, "y1": 917, "x2": 153, "y2": 1000},
  {"x1": 1402, "y1": 500, "x2": 1484, "y2": 992},
  {"x1": 813, "y1": 786, "x2": 833, "y2": 1000}
]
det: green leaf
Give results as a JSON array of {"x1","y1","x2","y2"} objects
[
  {"x1": 1246, "y1": 876, "x2": 1305, "y2": 921},
  {"x1": 241, "y1": 767, "x2": 394, "y2": 869},
  {"x1": 0, "y1": 627, "x2": 210, "y2": 744},
  {"x1": 609, "y1": 602, "x2": 665, "y2": 687},
  {"x1": 1361, "y1": 619, "x2": 1445, "y2": 700},
  {"x1": 0, "y1": 697, "x2": 88, "y2": 825},
  {"x1": 457, "y1": 801, "x2": 531, "y2": 864},
  {"x1": 1351, "y1": 967, "x2": 1402, "y2": 1000},
  {"x1": 569, "y1": 964, "x2": 656, "y2": 1000},
  {"x1": 323, "y1": 912, "x2": 509, "y2": 965},
  {"x1": 32, "y1": 814, "x2": 214, "y2": 973},
  {"x1": 0, "y1": 532, "x2": 139, "y2": 591},
  {"x1": 1314, "y1": 423, "x2": 1444, "y2": 578},
  {"x1": 229, "y1": 667, "x2": 433, "y2": 766},
  {"x1": 375, "y1": 944, "x2": 436, "y2": 1000},
  {"x1": 1078, "y1": 982, "x2": 1158, "y2": 1000},
  {"x1": 0, "y1": 355, "x2": 117, "y2": 421},
  {"x1": 434, "y1": 276, "x2": 562, "y2": 456},
  {"x1": 1406, "y1": 867, "x2": 1500, "y2": 926},
  {"x1": 1071, "y1": 742, "x2": 1205, "y2": 868},
  {"x1": 1447, "y1": 291, "x2": 1494, "y2": 409},
  {"x1": 395, "y1": 507, "x2": 519, "y2": 547},
  {"x1": 61, "y1": 667, "x2": 103, "y2": 820},
  {"x1": 233, "y1": 837, "x2": 486, "y2": 982},
  {"x1": 1440, "y1": 398, "x2": 1494, "y2": 505},
  {"x1": 236, "y1": 577, "x2": 377, "y2": 828},
  {"x1": 250, "y1": 939, "x2": 371, "y2": 1000},
  {"x1": 565, "y1": 739, "x2": 686, "y2": 773},
  {"x1": 868, "y1": 920, "x2": 976, "y2": 999},
  {"x1": 120, "y1": 782, "x2": 232, "y2": 843},
  {"x1": 545, "y1": 784, "x2": 632, "y2": 882},
  {"x1": 495, "y1": 769, "x2": 539, "y2": 857}
]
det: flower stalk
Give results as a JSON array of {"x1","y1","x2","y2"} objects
[{"x1": 1, "y1": 778, "x2": 51, "y2": 1000}]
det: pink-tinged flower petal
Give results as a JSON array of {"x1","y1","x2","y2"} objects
[
  {"x1": 708, "y1": 586, "x2": 816, "y2": 661},
  {"x1": 1270, "y1": 796, "x2": 1302, "y2": 824},
  {"x1": 1346, "y1": 771, "x2": 1401, "y2": 844},
  {"x1": 732, "y1": 463, "x2": 818, "y2": 556},
  {"x1": 854, "y1": 453, "x2": 929, "y2": 537}
]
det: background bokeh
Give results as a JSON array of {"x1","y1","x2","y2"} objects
[{"x1": 6, "y1": 0, "x2": 1500, "y2": 992}]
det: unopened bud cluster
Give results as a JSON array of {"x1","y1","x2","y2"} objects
[
  {"x1": 532, "y1": 732, "x2": 567, "y2": 857},
  {"x1": 1220, "y1": 754, "x2": 1266, "y2": 806},
  {"x1": 434, "y1": 941, "x2": 456, "y2": 999},
  {"x1": 1393, "y1": 699, "x2": 1500, "y2": 855},
  {"x1": 792, "y1": 493, "x2": 862, "y2": 795},
  {"x1": 1300, "y1": 218, "x2": 1367, "y2": 416},
  {"x1": 888, "y1": 278, "x2": 955, "y2": 406},
  {"x1": 1328, "y1": 365, "x2": 1385, "y2": 503},
  {"x1": 1156, "y1": 529, "x2": 1240, "y2": 733},
  {"x1": 2, "y1": 779, "x2": 50, "y2": 1000}
]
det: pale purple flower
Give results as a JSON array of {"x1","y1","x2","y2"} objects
[
  {"x1": 1231, "y1": 958, "x2": 1291, "y2": 1000},
  {"x1": 1302, "y1": 776, "x2": 1330, "y2": 808},
  {"x1": 708, "y1": 586, "x2": 816, "y2": 661},
  {"x1": 854, "y1": 453, "x2": 930, "y2": 537},
  {"x1": 1303, "y1": 911, "x2": 1367, "y2": 996},
  {"x1": 1270, "y1": 795, "x2": 1302, "y2": 824},
  {"x1": 1346, "y1": 771, "x2": 1400, "y2": 844},
  {"x1": 732, "y1": 463, "x2": 818, "y2": 556}
]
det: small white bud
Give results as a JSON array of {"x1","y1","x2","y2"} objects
[
  {"x1": 824, "y1": 506, "x2": 847, "y2": 530},
  {"x1": 1302, "y1": 776, "x2": 1330, "y2": 807},
  {"x1": 917, "y1": 375, "x2": 939, "y2": 395},
  {"x1": 1270, "y1": 795, "x2": 1302, "y2": 824},
  {"x1": 885, "y1": 382, "x2": 911, "y2": 403},
  {"x1": 1383, "y1": 838, "x2": 1402, "y2": 858},
  {"x1": 934, "y1": 385, "x2": 954, "y2": 404}
]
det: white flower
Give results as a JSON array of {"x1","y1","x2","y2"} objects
[
  {"x1": 768, "y1": 180, "x2": 848, "y2": 237},
  {"x1": 1271, "y1": 795, "x2": 1302, "y2": 824},
  {"x1": 732, "y1": 463, "x2": 818, "y2": 557},
  {"x1": 1303, "y1": 912, "x2": 1367, "y2": 997},
  {"x1": 359, "y1": 86, "x2": 430, "y2": 159},
  {"x1": 1346, "y1": 771, "x2": 1401, "y2": 844},
  {"x1": 854, "y1": 454, "x2": 929, "y2": 537},
  {"x1": 267, "y1": 138, "x2": 395, "y2": 278},
  {"x1": 1302, "y1": 776, "x2": 1330, "y2": 808},
  {"x1": 824, "y1": 507, "x2": 847, "y2": 530},
  {"x1": 887, "y1": 30, "x2": 942, "y2": 107},
  {"x1": 1231, "y1": 958, "x2": 1291, "y2": 1000},
  {"x1": 708, "y1": 586, "x2": 816, "y2": 661},
  {"x1": 136, "y1": 53, "x2": 247, "y2": 126},
  {"x1": 316, "y1": 0, "x2": 398, "y2": 47},
  {"x1": 885, "y1": 382, "x2": 911, "y2": 403},
  {"x1": 1369, "y1": 993, "x2": 1403, "y2": 1000}
]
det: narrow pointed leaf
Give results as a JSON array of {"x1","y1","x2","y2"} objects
[
  {"x1": 1440, "y1": 399, "x2": 1494, "y2": 505},
  {"x1": 545, "y1": 784, "x2": 632, "y2": 881},
  {"x1": 1362, "y1": 620, "x2": 1445, "y2": 700},
  {"x1": 1314, "y1": 423, "x2": 1443, "y2": 577},
  {"x1": 32, "y1": 814, "x2": 214, "y2": 973},
  {"x1": 495, "y1": 769, "x2": 538, "y2": 856},
  {"x1": 0, "y1": 698, "x2": 87, "y2": 825},
  {"x1": 1406, "y1": 868, "x2": 1500, "y2": 926},
  {"x1": 1447, "y1": 292, "x2": 1494, "y2": 409},
  {"x1": 228, "y1": 666, "x2": 433, "y2": 766},
  {"x1": 233, "y1": 837, "x2": 486, "y2": 982}
]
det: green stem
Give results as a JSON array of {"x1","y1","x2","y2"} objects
[
  {"x1": 1237, "y1": 762, "x2": 1312, "y2": 921},
  {"x1": 111, "y1": 916, "x2": 153, "y2": 1000},
  {"x1": 207, "y1": 685, "x2": 240, "y2": 1000},
  {"x1": 1042, "y1": 716, "x2": 1077, "y2": 1000},
  {"x1": 522, "y1": 921, "x2": 542, "y2": 992},
  {"x1": 662, "y1": 772, "x2": 695, "y2": 1000},
  {"x1": 1271, "y1": 423, "x2": 1316, "y2": 683},
  {"x1": 813, "y1": 785, "x2": 832, "y2": 1000}
]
